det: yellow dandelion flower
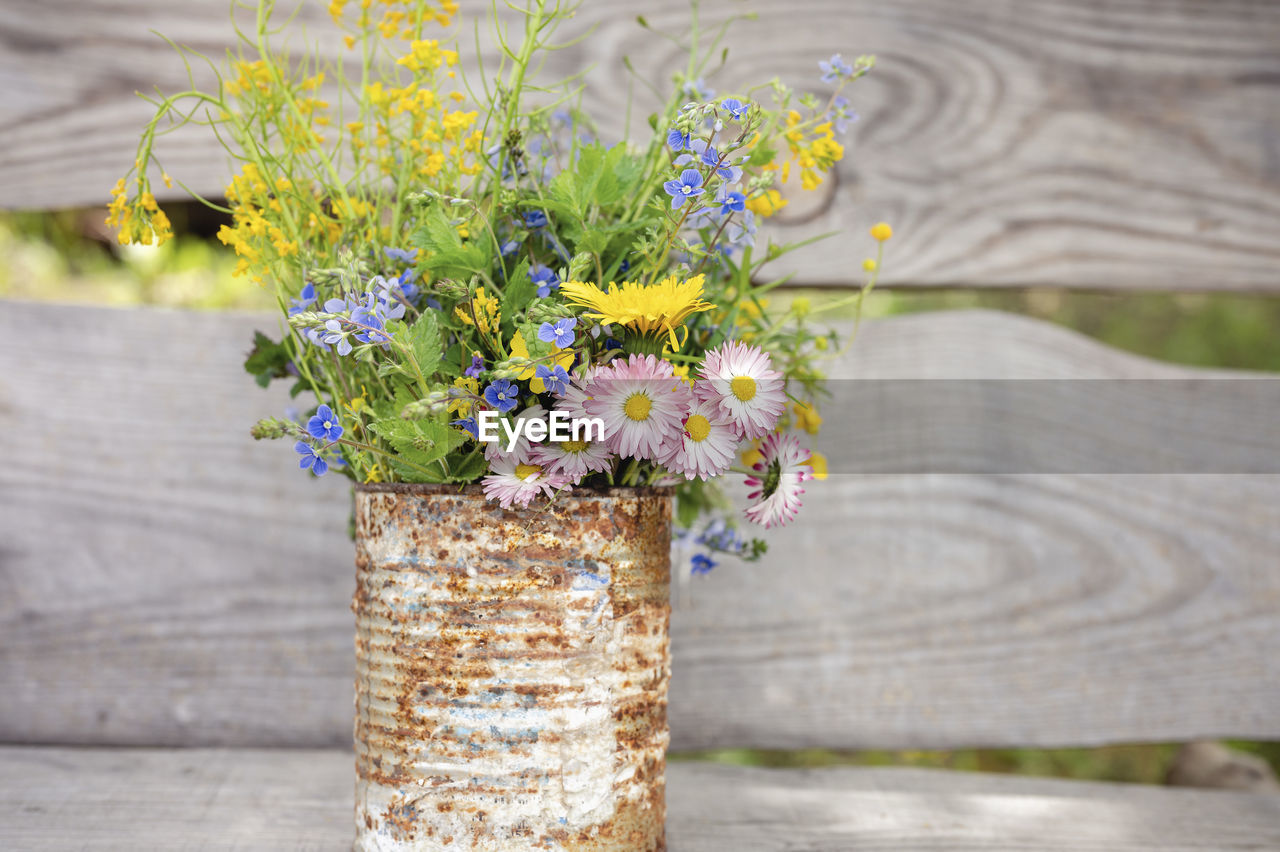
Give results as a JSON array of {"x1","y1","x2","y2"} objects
[{"x1": 559, "y1": 274, "x2": 713, "y2": 350}]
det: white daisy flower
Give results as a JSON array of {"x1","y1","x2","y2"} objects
[
  {"x1": 530, "y1": 433, "x2": 614, "y2": 480},
  {"x1": 481, "y1": 456, "x2": 570, "y2": 509},
  {"x1": 695, "y1": 340, "x2": 786, "y2": 440},
  {"x1": 483, "y1": 403, "x2": 547, "y2": 464},
  {"x1": 743, "y1": 432, "x2": 814, "y2": 528},
  {"x1": 584, "y1": 354, "x2": 693, "y2": 460},
  {"x1": 660, "y1": 399, "x2": 740, "y2": 480}
]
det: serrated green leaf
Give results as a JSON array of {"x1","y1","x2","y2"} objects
[
  {"x1": 406, "y1": 312, "x2": 442, "y2": 378},
  {"x1": 244, "y1": 331, "x2": 292, "y2": 389},
  {"x1": 410, "y1": 205, "x2": 491, "y2": 279},
  {"x1": 368, "y1": 417, "x2": 466, "y2": 467}
]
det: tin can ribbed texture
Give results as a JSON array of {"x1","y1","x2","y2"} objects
[{"x1": 353, "y1": 484, "x2": 671, "y2": 851}]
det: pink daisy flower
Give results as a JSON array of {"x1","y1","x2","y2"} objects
[
  {"x1": 660, "y1": 399, "x2": 740, "y2": 480},
  {"x1": 530, "y1": 433, "x2": 614, "y2": 480},
  {"x1": 483, "y1": 403, "x2": 547, "y2": 464},
  {"x1": 695, "y1": 341, "x2": 786, "y2": 440},
  {"x1": 558, "y1": 366, "x2": 597, "y2": 422},
  {"x1": 585, "y1": 354, "x2": 693, "y2": 460},
  {"x1": 743, "y1": 432, "x2": 814, "y2": 528},
  {"x1": 481, "y1": 456, "x2": 571, "y2": 509}
]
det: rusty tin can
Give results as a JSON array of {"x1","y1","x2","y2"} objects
[{"x1": 352, "y1": 484, "x2": 672, "y2": 851}]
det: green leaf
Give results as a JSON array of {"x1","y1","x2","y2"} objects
[
  {"x1": 410, "y1": 204, "x2": 491, "y2": 279},
  {"x1": 406, "y1": 312, "x2": 442, "y2": 378},
  {"x1": 368, "y1": 416, "x2": 466, "y2": 468},
  {"x1": 445, "y1": 450, "x2": 489, "y2": 483},
  {"x1": 390, "y1": 457, "x2": 447, "y2": 483},
  {"x1": 244, "y1": 331, "x2": 292, "y2": 389},
  {"x1": 501, "y1": 258, "x2": 536, "y2": 331}
]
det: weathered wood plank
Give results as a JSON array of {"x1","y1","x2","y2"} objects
[
  {"x1": 1, "y1": 300, "x2": 1278, "y2": 750},
  {"x1": 2, "y1": 746, "x2": 1278, "y2": 850},
  {"x1": 2, "y1": 0, "x2": 1279, "y2": 290}
]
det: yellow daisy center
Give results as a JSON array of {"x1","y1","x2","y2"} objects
[
  {"x1": 624, "y1": 392, "x2": 652, "y2": 422},
  {"x1": 560, "y1": 440, "x2": 589, "y2": 454},
  {"x1": 685, "y1": 414, "x2": 711, "y2": 443},
  {"x1": 731, "y1": 375, "x2": 757, "y2": 402},
  {"x1": 514, "y1": 463, "x2": 541, "y2": 481}
]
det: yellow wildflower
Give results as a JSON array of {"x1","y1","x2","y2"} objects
[
  {"x1": 560, "y1": 274, "x2": 713, "y2": 350},
  {"x1": 454, "y1": 286, "x2": 500, "y2": 336},
  {"x1": 805, "y1": 452, "x2": 829, "y2": 481},
  {"x1": 870, "y1": 222, "x2": 893, "y2": 241},
  {"x1": 449, "y1": 376, "x2": 478, "y2": 416},
  {"x1": 745, "y1": 189, "x2": 787, "y2": 218},
  {"x1": 509, "y1": 331, "x2": 573, "y2": 392},
  {"x1": 794, "y1": 401, "x2": 823, "y2": 435}
]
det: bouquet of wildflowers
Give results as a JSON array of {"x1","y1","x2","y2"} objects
[{"x1": 111, "y1": 0, "x2": 887, "y2": 563}]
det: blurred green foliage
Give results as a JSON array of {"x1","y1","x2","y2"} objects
[{"x1": 4, "y1": 209, "x2": 1277, "y2": 783}]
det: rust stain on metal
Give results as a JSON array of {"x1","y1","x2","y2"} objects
[{"x1": 353, "y1": 484, "x2": 672, "y2": 851}]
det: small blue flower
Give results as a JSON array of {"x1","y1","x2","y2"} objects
[
  {"x1": 698, "y1": 519, "x2": 746, "y2": 554},
  {"x1": 535, "y1": 364, "x2": 570, "y2": 396},
  {"x1": 295, "y1": 441, "x2": 329, "y2": 476},
  {"x1": 662, "y1": 169, "x2": 706, "y2": 209},
  {"x1": 500, "y1": 239, "x2": 521, "y2": 256},
  {"x1": 288, "y1": 282, "x2": 317, "y2": 316},
  {"x1": 717, "y1": 189, "x2": 746, "y2": 217},
  {"x1": 384, "y1": 246, "x2": 418, "y2": 264},
  {"x1": 551, "y1": 108, "x2": 573, "y2": 128},
  {"x1": 453, "y1": 416, "x2": 479, "y2": 438},
  {"x1": 605, "y1": 336, "x2": 623, "y2": 350},
  {"x1": 720, "y1": 98, "x2": 750, "y2": 120},
  {"x1": 530, "y1": 264, "x2": 560, "y2": 297},
  {"x1": 820, "y1": 53, "x2": 855, "y2": 84},
  {"x1": 538, "y1": 318, "x2": 576, "y2": 348},
  {"x1": 523, "y1": 210, "x2": 548, "y2": 229},
  {"x1": 676, "y1": 140, "x2": 741, "y2": 182},
  {"x1": 464, "y1": 354, "x2": 484, "y2": 378},
  {"x1": 483, "y1": 379, "x2": 519, "y2": 413},
  {"x1": 667, "y1": 128, "x2": 691, "y2": 152},
  {"x1": 828, "y1": 95, "x2": 859, "y2": 134},
  {"x1": 691, "y1": 553, "x2": 717, "y2": 575},
  {"x1": 682, "y1": 78, "x2": 715, "y2": 101},
  {"x1": 307, "y1": 404, "x2": 343, "y2": 442}
]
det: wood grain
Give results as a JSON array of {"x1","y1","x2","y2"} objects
[
  {"x1": 2, "y1": 746, "x2": 1278, "y2": 850},
  {"x1": 2, "y1": 301, "x2": 1279, "y2": 750},
  {"x1": 2, "y1": 0, "x2": 1279, "y2": 290}
]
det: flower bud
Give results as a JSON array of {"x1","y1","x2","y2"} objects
[
  {"x1": 526, "y1": 300, "x2": 573, "y2": 324},
  {"x1": 251, "y1": 417, "x2": 292, "y2": 440}
]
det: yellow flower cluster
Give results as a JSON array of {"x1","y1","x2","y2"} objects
[
  {"x1": 359, "y1": 40, "x2": 480, "y2": 179},
  {"x1": 783, "y1": 110, "x2": 845, "y2": 191},
  {"x1": 449, "y1": 376, "x2": 479, "y2": 416},
  {"x1": 216, "y1": 163, "x2": 342, "y2": 282},
  {"x1": 329, "y1": 0, "x2": 459, "y2": 38},
  {"x1": 105, "y1": 178, "x2": 172, "y2": 246},
  {"x1": 745, "y1": 188, "x2": 787, "y2": 218},
  {"x1": 455, "y1": 287, "x2": 501, "y2": 336}
]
